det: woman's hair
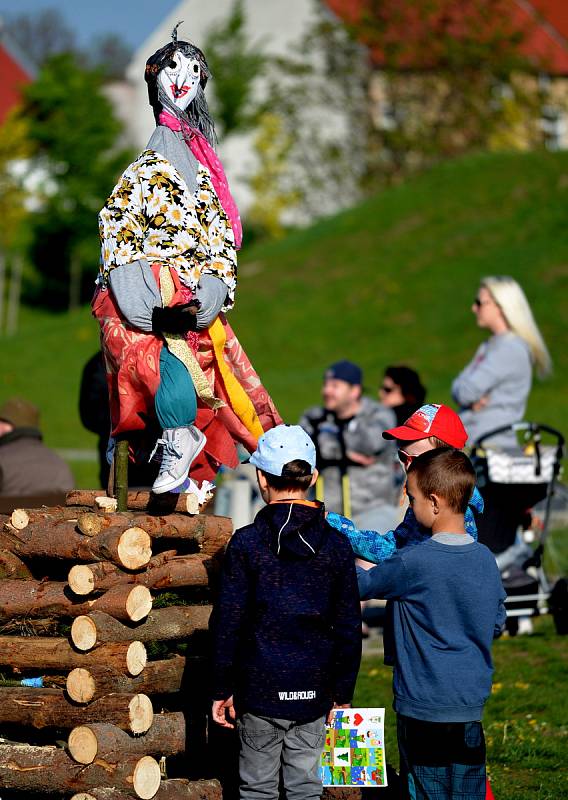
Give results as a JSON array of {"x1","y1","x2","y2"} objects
[
  {"x1": 481, "y1": 276, "x2": 552, "y2": 379},
  {"x1": 384, "y1": 365, "x2": 426, "y2": 406}
]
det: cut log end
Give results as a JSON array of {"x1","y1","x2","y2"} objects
[
  {"x1": 71, "y1": 615, "x2": 97, "y2": 651},
  {"x1": 69, "y1": 565, "x2": 95, "y2": 595},
  {"x1": 118, "y1": 527, "x2": 152, "y2": 570},
  {"x1": 126, "y1": 584, "x2": 152, "y2": 622},
  {"x1": 126, "y1": 641, "x2": 147, "y2": 676},
  {"x1": 66, "y1": 667, "x2": 96, "y2": 704},
  {"x1": 129, "y1": 693, "x2": 154, "y2": 734},
  {"x1": 68, "y1": 725, "x2": 98, "y2": 764},
  {"x1": 133, "y1": 755, "x2": 162, "y2": 800},
  {"x1": 96, "y1": 496, "x2": 118, "y2": 512},
  {"x1": 10, "y1": 508, "x2": 29, "y2": 530}
]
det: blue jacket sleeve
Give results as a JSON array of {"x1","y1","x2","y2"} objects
[
  {"x1": 327, "y1": 512, "x2": 396, "y2": 563},
  {"x1": 330, "y1": 544, "x2": 363, "y2": 704},
  {"x1": 210, "y1": 535, "x2": 250, "y2": 700}
]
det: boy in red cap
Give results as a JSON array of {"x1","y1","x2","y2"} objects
[{"x1": 327, "y1": 403, "x2": 483, "y2": 563}]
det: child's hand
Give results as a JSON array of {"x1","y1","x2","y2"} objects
[
  {"x1": 327, "y1": 702, "x2": 351, "y2": 724},
  {"x1": 212, "y1": 696, "x2": 236, "y2": 728}
]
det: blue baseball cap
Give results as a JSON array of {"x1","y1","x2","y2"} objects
[
  {"x1": 249, "y1": 425, "x2": 316, "y2": 477},
  {"x1": 325, "y1": 360, "x2": 363, "y2": 386}
]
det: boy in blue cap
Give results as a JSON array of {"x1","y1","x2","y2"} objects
[{"x1": 211, "y1": 424, "x2": 362, "y2": 800}]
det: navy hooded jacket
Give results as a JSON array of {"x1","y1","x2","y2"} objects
[{"x1": 211, "y1": 501, "x2": 362, "y2": 722}]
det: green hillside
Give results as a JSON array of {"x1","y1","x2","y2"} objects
[{"x1": 1, "y1": 150, "x2": 567, "y2": 487}]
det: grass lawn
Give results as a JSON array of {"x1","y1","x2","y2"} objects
[{"x1": 354, "y1": 616, "x2": 568, "y2": 799}]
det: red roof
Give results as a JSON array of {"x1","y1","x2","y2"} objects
[
  {"x1": 0, "y1": 40, "x2": 33, "y2": 125},
  {"x1": 325, "y1": 0, "x2": 568, "y2": 75}
]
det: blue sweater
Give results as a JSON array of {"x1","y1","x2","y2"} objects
[
  {"x1": 358, "y1": 534, "x2": 506, "y2": 723},
  {"x1": 211, "y1": 502, "x2": 362, "y2": 722}
]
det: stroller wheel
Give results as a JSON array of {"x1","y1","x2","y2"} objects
[
  {"x1": 505, "y1": 617, "x2": 519, "y2": 637},
  {"x1": 549, "y1": 578, "x2": 568, "y2": 635}
]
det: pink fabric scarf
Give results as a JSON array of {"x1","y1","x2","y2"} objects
[{"x1": 159, "y1": 110, "x2": 242, "y2": 249}]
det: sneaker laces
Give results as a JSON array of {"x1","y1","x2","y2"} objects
[{"x1": 149, "y1": 436, "x2": 182, "y2": 471}]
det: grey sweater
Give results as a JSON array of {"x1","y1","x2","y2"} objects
[{"x1": 452, "y1": 332, "x2": 532, "y2": 447}]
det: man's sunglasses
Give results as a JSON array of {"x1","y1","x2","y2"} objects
[
  {"x1": 397, "y1": 449, "x2": 415, "y2": 467},
  {"x1": 380, "y1": 384, "x2": 394, "y2": 393}
]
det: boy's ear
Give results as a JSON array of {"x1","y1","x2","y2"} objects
[
  {"x1": 309, "y1": 468, "x2": 319, "y2": 489},
  {"x1": 256, "y1": 468, "x2": 267, "y2": 492},
  {"x1": 430, "y1": 493, "x2": 441, "y2": 514}
]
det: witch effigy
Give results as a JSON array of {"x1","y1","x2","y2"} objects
[{"x1": 93, "y1": 23, "x2": 281, "y2": 496}]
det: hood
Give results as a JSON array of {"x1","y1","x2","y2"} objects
[
  {"x1": 256, "y1": 502, "x2": 329, "y2": 560},
  {"x1": 0, "y1": 428, "x2": 42, "y2": 447}
]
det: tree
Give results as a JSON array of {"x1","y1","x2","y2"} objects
[
  {"x1": 345, "y1": 0, "x2": 548, "y2": 183},
  {"x1": 1, "y1": 9, "x2": 77, "y2": 68},
  {"x1": 20, "y1": 53, "x2": 133, "y2": 309},
  {"x1": 87, "y1": 33, "x2": 133, "y2": 80},
  {"x1": 204, "y1": 0, "x2": 266, "y2": 136}
]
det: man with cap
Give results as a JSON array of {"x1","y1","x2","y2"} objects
[
  {"x1": 211, "y1": 424, "x2": 361, "y2": 800},
  {"x1": 0, "y1": 397, "x2": 74, "y2": 498},
  {"x1": 299, "y1": 360, "x2": 398, "y2": 529}
]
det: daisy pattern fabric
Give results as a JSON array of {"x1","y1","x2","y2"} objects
[{"x1": 98, "y1": 151, "x2": 237, "y2": 304}]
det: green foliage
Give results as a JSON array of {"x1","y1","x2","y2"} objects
[
  {"x1": 350, "y1": 0, "x2": 556, "y2": 183},
  {"x1": 0, "y1": 110, "x2": 32, "y2": 252},
  {"x1": 204, "y1": 0, "x2": 265, "y2": 136},
  {"x1": 355, "y1": 616, "x2": 568, "y2": 799},
  {"x1": 20, "y1": 53, "x2": 133, "y2": 309}
]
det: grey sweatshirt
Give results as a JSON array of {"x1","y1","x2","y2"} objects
[{"x1": 452, "y1": 332, "x2": 532, "y2": 447}]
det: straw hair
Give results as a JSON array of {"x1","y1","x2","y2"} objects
[{"x1": 481, "y1": 276, "x2": 552, "y2": 379}]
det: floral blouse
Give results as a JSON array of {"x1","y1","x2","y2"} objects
[{"x1": 98, "y1": 150, "x2": 237, "y2": 308}]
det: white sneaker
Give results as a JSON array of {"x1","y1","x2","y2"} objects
[{"x1": 151, "y1": 426, "x2": 206, "y2": 495}]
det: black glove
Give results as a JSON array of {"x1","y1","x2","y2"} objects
[{"x1": 151, "y1": 301, "x2": 201, "y2": 334}]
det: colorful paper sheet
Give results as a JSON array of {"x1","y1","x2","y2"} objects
[{"x1": 320, "y1": 707, "x2": 387, "y2": 787}]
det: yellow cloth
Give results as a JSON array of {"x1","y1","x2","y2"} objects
[{"x1": 209, "y1": 317, "x2": 264, "y2": 440}]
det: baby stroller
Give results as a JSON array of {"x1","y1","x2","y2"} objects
[{"x1": 471, "y1": 422, "x2": 565, "y2": 635}]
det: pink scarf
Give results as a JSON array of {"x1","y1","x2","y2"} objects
[{"x1": 159, "y1": 110, "x2": 242, "y2": 249}]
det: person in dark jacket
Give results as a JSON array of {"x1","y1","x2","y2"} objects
[
  {"x1": 211, "y1": 424, "x2": 362, "y2": 800},
  {"x1": 0, "y1": 397, "x2": 74, "y2": 497}
]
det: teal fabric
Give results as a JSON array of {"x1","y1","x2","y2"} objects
[{"x1": 156, "y1": 347, "x2": 196, "y2": 428}]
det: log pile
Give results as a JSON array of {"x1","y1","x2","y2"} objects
[{"x1": 0, "y1": 492, "x2": 233, "y2": 798}]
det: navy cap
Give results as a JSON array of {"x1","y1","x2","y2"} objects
[{"x1": 324, "y1": 360, "x2": 363, "y2": 386}]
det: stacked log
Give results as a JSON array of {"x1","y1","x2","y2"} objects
[{"x1": 0, "y1": 492, "x2": 232, "y2": 798}]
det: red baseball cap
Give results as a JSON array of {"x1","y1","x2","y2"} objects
[{"x1": 382, "y1": 403, "x2": 468, "y2": 448}]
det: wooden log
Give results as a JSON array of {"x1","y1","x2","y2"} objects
[
  {"x1": 66, "y1": 655, "x2": 186, "y2": 703},
  {"x1": 71, "y1": 606, "x2": 211, "y2": 650},
  {"x1": 0, "y1": 745, "x2": 161, "y2": 799},
  {"x1": 0, "y1": 687, "x2": 153, "y2": 732},
  {"x1": 68, "y1": 552, "x2": 210, "y2": 596},
  {"x1": 0, "y1": 548, "x2": 33, "y2": 579},
  {"x1": 9, "y1": 506, "x2": 87, "y2": 530},
  {"x1": 0, "y1": 636, "x2": 147, "y2": 676},
  {"x1": 70, "y1": 780, "x2": 222, "y2": 800},
  {"x1": 0, "y1": 523, "x2": 152, "y2": 569},
  {"x1": 67, "y1": 489, "x2": 213, "y2": 516},
  {"x1": 68, "y1": 712, "x2": 185, "y2": 764},
  {"x1": 75, "y1": 511, "x2": 231, "y2": 554},
  {"x1": 0, "y1": 580, "x2": 152, "y2": 622}
]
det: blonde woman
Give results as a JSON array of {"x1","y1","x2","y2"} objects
[{"x1": 452, "y1": 276, "x2": 551, "y2": 448}]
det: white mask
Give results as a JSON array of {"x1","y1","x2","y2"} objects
[{"x1": 158, "y1": 51, "x2": 201, "y2": 111}]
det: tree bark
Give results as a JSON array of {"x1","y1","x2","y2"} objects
[
  {"x1": 68, "y1": 712, "x2": 185, "y2": 764},
  {"x1": 74, "y1": 511, "x2": 231, "y2": 555},
  {"x1": 66, "y1": 490, "x2": 213, "y2": 516},
  {"x1": 0, "y1": 687, "x2": 153, "y2": 732},
  {"x1": 0, "y1": 580, "x2": 152, "y2": 622},
  {"x1": 0, "y1": 523, "x2": 152, "y2": 569},
  {"x1": 68, "y1": 553, "x2": 211, "y2": 596},
  {"x1": 0, "y1": 636, "x2": 147, "y2": 676},
  {"x1": 9, "y1": 506, "x2": 88, "y2": 530},
  {"x1": 70, "y1": 780, "x2": 222, "y2": 800},
  {"x1": 66, "y1": 655, "x2": 186, "y2": 703},
  {"x1": 71, "y1": 606, "x2": 211, "y2": 650},
  {"x1": 0, "y1": 745, "x2": 160, "y2": 798},
  {"x1": 0, "y1": 549, "x2": 33, "y2": 579}
]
